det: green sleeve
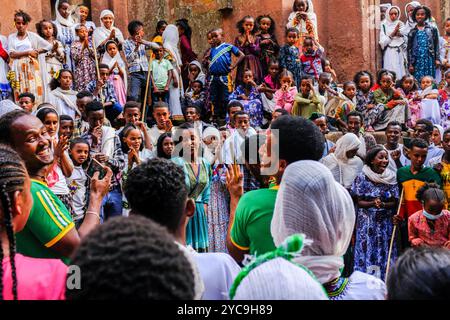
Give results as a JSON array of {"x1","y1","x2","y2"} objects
[
  {"x1": 29, "y1": 186, "x2": 74, "y2": 248},
  {"x1": 230, "y1": 195, "x2": 251, "y2": 251}
]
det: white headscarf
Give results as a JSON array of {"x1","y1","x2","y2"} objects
[
  {"x1": 404, "y1": 1, "x2": 421, "y2": 32},
  {"x1": 320, "y1": 133, "x2": 364, "y2": 188},
  {"x1": 271, "y1": 160, "x2": 356, "y2": 284},
  {"x1": 188, "y1": 60, "x2": 206, "y2": 85},
  {"x1": 55, "y1": 0, "x2": 76, "y2": 27},
  {"x1": 163, "y1": 24, "x2": 182, "y2": 67},
  {"x1": 92, "y1": 10, "x2": 125, "y2": 47},
  {"x1": 433, "y1": 124, "x2": 444, "y2": 140},
  {"x1": 101, "y1": 40, "x2": 128, "y2": 90},
  {"x1": 233, "y1": 258, "x2": 328, "y2": 300},
  {"x1": 381, "y1": 6, "x2": 405, "y2": 47}
]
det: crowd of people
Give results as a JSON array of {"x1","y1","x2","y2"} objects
[{"x1": 0, "y1": 0, "x2": 449, "y2": 300}]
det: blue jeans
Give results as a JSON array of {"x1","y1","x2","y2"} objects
[
  {"x1": 128, "y1": 71, "x2": 150, "y2": 103},
  {"x1": 100, "y1": 187, "x2": 123, "y2": 223},
  {"x1": 209, "y1": 75, "x2": 230, "y2": 119}
]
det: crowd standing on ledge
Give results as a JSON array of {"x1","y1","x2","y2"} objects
[{"x1": 0, "y1": 0, "x2": 449, "y2": 300}]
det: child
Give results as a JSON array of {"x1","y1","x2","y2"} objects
[
  {"x1": 67, "y1": 138, "x2": 90, "y2": 228},
  {"x1": 76, "y1": 5, "x2": 96, "y2": 36},
  {"x1": 396, "y1": 74, "x2": 420, "y2": 128},
  {"x1": 418, "y1": 75, "x2": 441, "y2": 125},
  {"x1": 273, "y1": 70, "x2": 298, "y2": 113},
  {"x1": 286, "y1": 0, "x2": 318, "y2": 52},
  {"x1": 408, "y1": 183, "x2": 450, "y2": 248},
  {"x1": 329, "y1": 81, "x2": 357, "y2": 131},
  {"x1": 18, "y1": 92, "x2": 35, "y2": 113},
  {"x1": 70, "y1": 24, "x2": 96, "y2": 91},
  {"x1": 102, "y1": 40, "x2": 127, "y2": 106},
  {"x1": 36, "y1": 107, "x2": 75, "y2": 219},
  {"x1": 208, "y1": 28, "x2": 245, "y2": 125},
  {"x1": 279, "y1": 28, "x2": 303, "y2": 89},
  {"x1": 0, "y1": 33, "x2": 11, "y2": 100},
  {"x1": 223, "y1": 111, "x2": 257, "y2": 165},
  {"x1": 323, "y1": 59, "x2": 338, "y2": 86},
  {"x1": 354, "y1": 71, "x2": 378, "y2": 130},
  {"x1": 186, "y1": 60, "x2": 206, "y2": 88},
  {"x1": 48, "y1": 69, "x2": 80, "y2": 120},
  {"x1": 151, "y1": 46, "x2": 174, "y2": 104},
  {"x1": 152, "y1": 20, "x2": 167, "y2": 45},
  {"x1": 258, "y1": 60, "x2": 281, "y2": 114},
  {"x1": 183, "y1": 80, "x2": 207, "y2": 117},
  {"x1": 441, "y1": 70, "x2": 450, "y2": 129},
  {"x1": 300, "y1": 37, "x2": 323, "y2": 81},
  {"x1": 292, "y1": 75, "x2": 323, "y2": 119},
  {"x1": 59, "y1": 114, "x2": 75, "y2": 140},
  {"x1": 86, "y1": 63, "x2": 123, "y2": 124},
  {"x1": 372, "y1": 70, "x2": 408, "y2": 130},
  {"x1": 229, "y1": 69, "x2": 264, "y2": 128},
  {"x1": 123, "y1": 20, "x2": 160, "y2": 103},
  {"x1": 234, "y1": 16, "x2": 263, "y2": 86},
  {"x1": 256, "y1": 15, "x2": 279, "y2": 76},
  {"x1": 36, "y1": 20, "x2": 65, "y2": 100},
  {"x1": 120, "y1": 123, "x2": 153, "y2": 214},
  {"x1": 53, "y1": 0, "x2": 76, "y2": 70}
]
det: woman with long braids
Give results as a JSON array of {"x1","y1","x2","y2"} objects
[{"x1": 0, "y1": 145, "x2": 67, "y2": 300}]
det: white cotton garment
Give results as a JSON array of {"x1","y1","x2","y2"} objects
[{"x1": 233, "y1": 257, "x2": 329, "y2": 300}]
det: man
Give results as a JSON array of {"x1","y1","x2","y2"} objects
[
  {"x1": 184, "y1": 104, "x2": 211, "y2": 139},
  {"x1": 148, "y1": 101, "x2": 176, "y2": 146},
  {"x1": 226, "y1": 100, "x2": 244, "y2": 133},
  {"x1": 226, "y1": 115, "x2": 325, "y2": 263},
  {"x1": 414, "y1": 119, "x2": 444, "y2": 166},
  {"x1": 346, "y1": 111, "x2": 376, "y2": 159},
  {"x1": 124, "y1": 158, "x2": 240, "y2": 300},
  {"x1": 384, "y1": 121, "x2": 406, "y2": 172},
  {"x1": 81, "y1": 101, "x2": 125, "y2": 221},
  {"x1": 18, "y1": 92, "x2": 35, "y2": 113},
  {"x1": 0, "y1": 110, "x2": 111, "y2": 263},
  {"x1": 396, "y1": 138, "x2": 442, "y2": 248}
]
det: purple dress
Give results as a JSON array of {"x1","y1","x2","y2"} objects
[
  {"x1": 351, "y1": 173, "x2": 399, "y2": 280},
  {"x1": 234, "y1": 35, "x2": 263, "y2": 86}
]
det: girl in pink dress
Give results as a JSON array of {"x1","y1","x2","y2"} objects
[{"x1": 273, "y1": 70, "x2": 298, "y2": 113}]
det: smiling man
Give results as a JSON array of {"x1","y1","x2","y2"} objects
[{"x1": 0, "y1": 110, "x2": 111, "y2": 264}]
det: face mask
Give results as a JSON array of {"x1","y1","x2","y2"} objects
[{"x1": 422, "y1": 209, "x2": 444, "y2": 221}]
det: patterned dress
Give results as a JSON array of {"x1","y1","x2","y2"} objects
[
  {"x1": 355, "y1": 89, "x2": 379, "y2": 128},
  {"x1": 351, "y1": 173, "x2": 399, "y2": 280},
  {"x1": 440, "y1": 89, "x2": 450, "y2": 129},
  {"x1": 234, "y1": 36, "x2": 263, "y2": 86},
  {"x1": 172, "y1": 157, "x2": 212, "y2": 252},
  {"x1": 70, "y1": 40, "x2": 96, "y2": 92},
  {"x1": 279, "y1": 45, "x2": 302, "y2": 88},
  {"x1": 229, "y1": 85, "x2": 264, "y2": 128},
  {"x1": 207, "y1": 165, "x2": 230, "y2": 253},
  {"x1": 413, "y1": 29, "x2": 436, "y2": 81}
]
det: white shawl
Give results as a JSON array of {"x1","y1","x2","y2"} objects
[
  {"x1": 271, "y1": 160, "x2": 356, "y2": 284},
  {"x1": 320, "y1": 133, "x2": 363, "y2": 188},
  {"x1": 101, "y1": 47, "x2": 128, "y2": 92},
  {"x1": 54, "y1": 0, "x2": 76, "y2": 27},
  {"x1": 189, "y1": 60, "x2": 206, "y2": 85},
  {"x1": 403, "y1": 1, "x2": 421, "y2": 35},
  {"x1": 49, "y1": 87, "x2": 80, "y2": 118},
  {"x1": 101, "y1": 126, "x2": 117, "y2": 159},
  {"x1": 380, "y1": 6, "x2": 406, "y2": 49},
  {"x1": 92, "y1": 10, "x2": 125, "y2": 48},
  {"x1": 7, "y1": 31, "x2": 52, "y2": 53},
  {"x1": 362, "y1": 165, "x2": 397, "y2": 185},
  {"x1": 286, "y1": 0, "x2": 318, "y2": 39}
]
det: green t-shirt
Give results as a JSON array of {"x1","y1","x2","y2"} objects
[
  {"x1": 230, "y1": 187, "x2": 278, "y2": 256},
  {"x1": 16, "y1": 180, "x2": 75, "y2": 264}
]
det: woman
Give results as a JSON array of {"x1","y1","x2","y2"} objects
[
  {"x1": 8, "y1": 10, "x2": 52, "y2": 107},
  {"x1": 0, "y1": 145, "x2": 67, "y2": 300},
  {"x1": 351, "y1": 146, "x2": 399, "y2": 280},
  {"x1": 92, "y1": 9, "x2": 125, "y2": 52},
  {"x1": 176, "y1": 19, "x2": 197, "y2": 90},
  {"x1": 156, "y1": 132, "x2": 174, "y2": 159},
  {"x1": 320, "y1": 133, "x2": 364, "y2": 189},
  {"x1": 407, "y1": 5, "x2": 440, "y2": 81},
  {"x1": 163, "y1": 24, "x2": 184, "y2": 122},
  {"x1": 53, "y1": 0, "x2": 76, "y2": 71},
  {"x1": 172, "y1": 123, "x2": 212, "y2": 252},
  {"x1": 380, "y1": 6, "x2": 407, "y2": 79},
  {"x1": 271, "y1": 160, "x2": 386, "y2": 300}
]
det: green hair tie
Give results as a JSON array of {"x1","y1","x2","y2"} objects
[{"x1": 229, "y1": 234, "x2": 310, "y2": 300}]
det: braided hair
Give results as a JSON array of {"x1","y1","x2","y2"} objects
[{"x1": 0, "y1": 145, "x2": 27, "y2": 300}]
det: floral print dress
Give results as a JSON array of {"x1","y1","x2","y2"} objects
[{"x1": 229, "y1": 85, "x2": 264, "y2": 128}]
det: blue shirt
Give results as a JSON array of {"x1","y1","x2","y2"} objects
[{"x1": 209, "y1": 43, "x2": 240, "y2": 75}]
